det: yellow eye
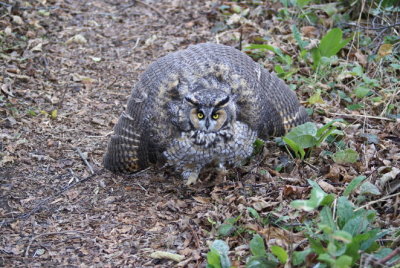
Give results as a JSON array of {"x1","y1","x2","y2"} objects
[
  {"x1": 212, "y1": 113, "x2": 219, "y2": 120},
  {"x1": 197, "y1": 112, "x2": 204, "y2": 119}
]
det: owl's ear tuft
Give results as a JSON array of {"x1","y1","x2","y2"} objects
[
  {"x1": 216, "y1": 96, "x2": 230, "y2": 107},
  {"x1": 185, "y1": 96, "x2": 198, "y2": 106}
]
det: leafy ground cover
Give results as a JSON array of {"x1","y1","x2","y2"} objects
[{"x1": 0, "y1": 0, "x2": 399, "y2": 267}]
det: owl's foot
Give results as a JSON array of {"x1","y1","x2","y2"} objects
[
  {"x1": 215, "y1": 164, "x2": 228, "y2": 184},
  {"x1": 182, "y1": 170, "x2": 200, "y2": 185}
]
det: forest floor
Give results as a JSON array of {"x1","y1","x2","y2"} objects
[{"x1": 1, "y1": 0, "x2": 399, "y2": 267}]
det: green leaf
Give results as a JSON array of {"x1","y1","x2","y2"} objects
[
  {"x1": 309, "y1": 236, "x2": 326, "y2": 254},
  {"x1": 332, "y1": 230, "x2": 353, "y2": 244},
  {"x1": 332, "y1": 149, "x2": 359, "y2": 164},
  {"x1": 359, "y1": 182, "x2": 381, "y2": 195},
  {"x1": 317, "y1": 3, "x2": 338, "y2": 16},
  {"x1": 284, "y1": 122, "x2": 318, "y2": 148},
  {"x1": 207, "y1": 249, "x2": 222, "y2": 268},
  {"x1": 291, "y1": 179, "x2": 334, "y2": 211},
  {"x1": 226, "y1": 215, "x2": 241, "y2": 224},
  {"x1": 320, "y1": 206, "x2": 336, "y2": 230},
  {"x1": 354, "y1": 86, "x2": 370, "y2": 98},
  {"x1": 359, "y1": 229, "x2": 382, "y2": 251},
  {"x1": 292, "y1": 248, "x2": 313, "y2": 266},
  {"x1": 337, "y1": 90, "x2": 353, "y2": 103},
  {"x1": 295, "y1": 0, "x2": 312, "y2": 8},
  {"x1": 308, "y1": 90, "x2": 325, "y2": 105},
  {"x1": 311, "y1": 47, "x2": 321, "y2": 70},
  {"x1": 244, "y1": 44, "x2": 283, "y2": 58},
  {"x1": 282, "y1": 136, "x2": 305, "y2": 159},
  {"x1": 247, "y1": 207, "x2": 261, "y2": 220},
  {"x1": 319, "y1": 28, "x2": 351, "y2": 57},
  {"x1": 318, "y1": 253, "x2": 335, "y2": 265},
  {"x1": 274, "y1": 65, "x2": 284, "y2": 75},
  {"x1": 249, "y1": 234, "x2": 266, "y2": 257},
  {"x1": 292, "y1": 25, "x2": 308, "y2": 50},
  {"x1": 218, "y1": 224, "x2": 236, "y2": 237},
  {"x1": 351, "y1": 65, "x2": 364, "y2": 76},
  {"x1": 50, "y1": 109, "x2": 58, "y2": 120},
  {"x1": 270, "y1": 245, "x2": 288, "y2": 264},
  {"x1": 209, "y1": 240, "x2": 231, "y2": 268},
  {"x1": 342, "y1": 216, "x2": 369, "y2": 236},
  {"x1": 253, "y1": 139, "x2": 265, "y2": 155},
  {"x1": 246, "y1": 256, "x2": 278, "y2": 268},
  {"x1": 335, "y1": 255, "x2": 353, "y2": 268},
  {"x1": 346, "y1": 103, "x2": 364, "y2": 110},
  {"x1": 337, "y1": 197, "x2": 354, "y2": 228},
  {"x1": 343, "y1": 176, "x2": 366, "y2": 196}
]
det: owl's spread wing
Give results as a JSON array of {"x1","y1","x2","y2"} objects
[{"x1": 104, "y1": 43, "x2": 309, "y2": 173}]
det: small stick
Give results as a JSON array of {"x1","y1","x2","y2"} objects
[
  {"x1": 136, "y1": 0, "x2": 168, "y2": 22},
  {"x1": 329, "y1": 112, "x2": 394, "y2": 121},
  {"x1": 25, "y1": 231, "x2": 86, "y2": 257},
  {"x1": 124, "y1": 0, "x2": 168, "y2": 22},
  {"x1": 346, "y1": 22, "x2": 400, "y2": 31},
  {"x1": 76, "y1": 148, "x2": 94, "y2": 174},
  {"x1": 354, "y1": 192, "x2": 400, "y2": 211},
  {"x1": 377, "y1": 247, "x2": 400, "y2": 265}
]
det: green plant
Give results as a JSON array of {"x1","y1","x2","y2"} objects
[
  {"x1": 246, "y1": 234, "x2": 280, "y2": 267},
  {"x1": 291, "y1": 179, "x2": 399, "y2": 267},
  {"x1": 243, "y1": 44, "x2": 297, "y2": 80},
  {"x1": 207, "y1": 240, "x2": 232, "y2": 268},
  {"x1": 311, "y1": 28, "x2": 351, "y2": 70},
  {"x1": 282, "y1": 120, "x2": 343, "y2": 160},
  {"x1": 217, "y1": 215, "x2": 241, "y2": 237}
]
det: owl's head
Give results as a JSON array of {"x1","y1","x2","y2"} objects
[{"x1": 184, "y1": 89, "x2": 236, "y2": 132}]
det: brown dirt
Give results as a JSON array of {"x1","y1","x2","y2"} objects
[{"x1": 1, "y1": 0, "x2": 399, "y2": 267}]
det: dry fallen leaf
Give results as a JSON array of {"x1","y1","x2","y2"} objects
[
  {"x1": 301, "y1": 26, "x2": 318, "y2": 38},
  {"x1": 12, "y1": 16, "x2": 24, "y2": 25},
  {"x1": 317, "y1": 180, "x2": 336, "y2": 193},
  {"x1": 355, "y1": 50, "x2": 367, "y2": 66},
  {"x1": 66, "y1": 34, "x2": 88, "y2": 45},
  {"x1": 378, "y1": 43, "x2": 392, "y2": 57},
  {"x1": 150, "y1": 251, "x2": 185, "y2": 262},
  {"x1": 192, "y1": 196, "x2": 211, "y2": 204}
]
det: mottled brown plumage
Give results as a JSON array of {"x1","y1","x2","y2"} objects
[{"x1": 104, "y1": 43, "x2": 308, "y2": 184}]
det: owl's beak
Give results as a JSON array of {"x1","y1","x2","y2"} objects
[{"x1": 205, "y1": 118, "x2": 210, "y2": 129}]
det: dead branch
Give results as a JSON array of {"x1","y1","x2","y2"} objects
[{"x1": 76, "y1": 147, "x2": 94, "y2": 175}]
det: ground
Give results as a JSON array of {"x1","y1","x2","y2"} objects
[{"x1": 0, "y1": 0, "x2": 399, "y2": 267}]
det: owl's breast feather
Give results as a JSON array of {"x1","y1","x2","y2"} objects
[{"x1": 163, "y1": 122, "x2": 257, "y2": 171}]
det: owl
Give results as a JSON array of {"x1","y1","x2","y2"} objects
[{"x1": 104, "y1": 43, "x2": 308, "y2": 184}]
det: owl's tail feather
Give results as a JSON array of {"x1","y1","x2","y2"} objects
[{"x1": 103, "y1": 112, "x2": 142, "y2": 173}]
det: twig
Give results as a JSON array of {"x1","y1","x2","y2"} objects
[
  {"x1": 188, "y1": 220, "x2": 201, "y2": 249},
  {"x1": 123, "y1": 0, "x2": 168, "y2": 22},
  {"x1": 76, "y1": 148, "x2": 94, "y2": 174},
  {"x1": 0, "y1": 1, "x2": 12, "y2": 7},
  {"x1": 354, "y1": 192, "x2": 400, "y2": 211},
  {"x1": 346, "y1": 22, "x2": 400, "y2": 31},
  {"x1": 134, "y1": 182, "x2": 148, "y2": 193},
  {"x1": 329, "y1": 112, "x2": 394, "y2": 121},
  {"x1": 126, "y1": 166, "x2": 152, "y2": 178},
  {"x1": 25, "y1": 231, "x2": 86, "y2": 257},
  {"x1": 0, "y1": 171, "x2": 101, "y2": 227},
  {"x1": 378, "y1": 247, "x2": 400, "y2": 265}
]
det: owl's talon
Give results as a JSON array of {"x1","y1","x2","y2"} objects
[{"x1": 185, "y1": 173, "x2": 199, "y2": 185}]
